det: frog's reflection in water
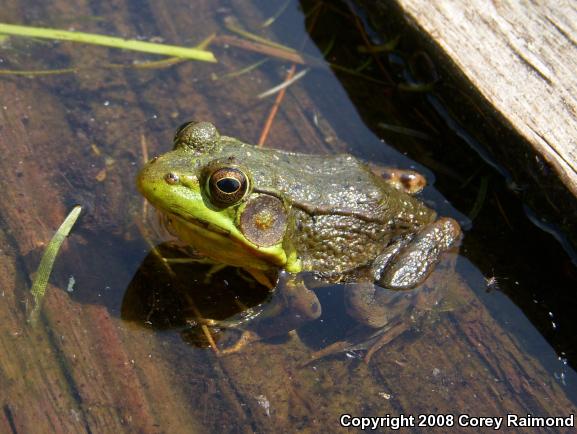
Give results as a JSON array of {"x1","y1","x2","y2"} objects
[
  {"x1": 122, "y1": 242, "x2": 463, "y2": 353},
  {"x1": 122, "y1": 242, "x2": 269, "y2": 348}
]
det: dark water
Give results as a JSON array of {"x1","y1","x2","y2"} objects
[
  {"x1": 2, "y1": 0, "x2": 577, "y2": 430},
  {"x1": 297, "y1": 0, "x2": 577, "y2": 370}
]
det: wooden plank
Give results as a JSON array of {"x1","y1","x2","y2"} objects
[
  {"x1": 0, "y1": 0, "x2": 252, "y2": 431},
  {"x1": 362, "y1": 0, "x2": 577, "y2": 248},
  {"x1": 393, "y1": 0, "x2": 577, "y2": 194}
]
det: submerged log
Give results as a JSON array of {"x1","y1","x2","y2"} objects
[{"x1": 0, "y1": 0, "x2": 575, "y2": 432}]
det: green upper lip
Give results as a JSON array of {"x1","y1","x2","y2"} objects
[{"x1": 169, "y1": 206, "x2": 232, "y2": 237}]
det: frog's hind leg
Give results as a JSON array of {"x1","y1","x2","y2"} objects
[
  {"x1": 220, "y1": 272, "x2": 322, "y2": 354},
  {"x1": 368, "y1": 164, "x2": 426, "y2": 195},
  {"x1": 378, "y1": 217, "x2": 461, "y2": 290},
  {"x1": 344, "y1": 217, "x2": 461, "y2": 328}
]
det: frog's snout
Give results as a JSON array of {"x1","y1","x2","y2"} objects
[{"x1": 136, "y1": 158, "x2": 161, "y2": 199}]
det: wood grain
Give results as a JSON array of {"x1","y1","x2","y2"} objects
[
  {"x1": 394, "y1": 0, "x2": 577, "y2": 194},
  {"x1": 0, "y1": 0, "x2": 575, "y2": 432}
]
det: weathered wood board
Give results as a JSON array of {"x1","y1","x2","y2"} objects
[
  {"x1": 378, "y1": 0, "x2": 577, "y2": 242},
  {"x1": 0, "y1": 0, "x2": 575, "y2": 433}
]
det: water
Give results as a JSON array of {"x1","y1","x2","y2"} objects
[{"x1": 1, "y1": 0, "x2": 576, "y2": 432}]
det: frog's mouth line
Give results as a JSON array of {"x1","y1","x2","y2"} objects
[
  {"x1": 160, "y1": 209, "x2": 288, "y2": 270},
  {"x1": 162, "y1": 207, "x2": 232, "y2": 238}
]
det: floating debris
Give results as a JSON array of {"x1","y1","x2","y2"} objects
[
  {"x1": 66, "y1": 276, "x2": 76, "y2": 293},
  {"x1": 398, "y1": 81, "x2": 436, "y2": 92},
  {"x1": 213, "y1": 58, "x2": 268, "y2": 81},
  {"x1": 224, "y1": 16, "x2": 296, "y2": 53},
  {"x1": 261, "y1": 0, "x2": 292, "y2": 28},
  {"x1": 256, "y1": 395, "x2": 271, "y2": 417},
  {"x1": 357, "y1": 35, "x2": 400, "y2": 53},
  {"x1": 469, "y1": 176, "x2": 489, "y2": 221}
]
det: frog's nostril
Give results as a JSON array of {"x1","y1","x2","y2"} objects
[
  {"x1": 149, "y1": 156, "x2": 159, "y2": 164},
  {"x1": 164, "y1": 172, "x2": 180, "y2": 185}
]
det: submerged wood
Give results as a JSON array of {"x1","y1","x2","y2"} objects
[{"x1": 0, "y1": 0, "x2": 574, "y2": 432}]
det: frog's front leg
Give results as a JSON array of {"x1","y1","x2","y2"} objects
[
  {"x1": 344, "y1": 282, "x2": 392, "y2": 328},
  {"x1": 252, "y1": 272, "x2": 322, "y2": 338},
  {"x1": 344, "y1": 217, "x2": 461, "y2": 328}
]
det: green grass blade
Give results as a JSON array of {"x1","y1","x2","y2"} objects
[
  {"x1": 0, "y1": 23, "x2": 216, "y2": 62},
  {"x1": 29, "y1": 205, "x2": 82, "y2": 324}
]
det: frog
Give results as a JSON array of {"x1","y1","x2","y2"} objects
[{"x1": 137, "y1": 121, "x2": 461, "y2": 337}]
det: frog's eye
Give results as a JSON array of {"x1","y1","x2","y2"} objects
[
  {"x1": 174, "y1": 121, "x2": 195, "y2": 140},
  {"x1": 208, "y1": 167, "x2": 249, "y2": 206}
]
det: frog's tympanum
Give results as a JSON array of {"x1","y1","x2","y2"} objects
[{"x1": 137, "y1": 121, "x2": 461, "y2": 335}]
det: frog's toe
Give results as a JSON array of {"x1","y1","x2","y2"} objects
[
  {"x1": 344, "y1": 283, "x2": 390, "y2": 328},
  {"x1": 219, "y1": 330, "x2": 259, "y2": 355}
]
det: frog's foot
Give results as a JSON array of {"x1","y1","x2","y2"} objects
[
  {"x1": 253, "y1": 272, "x2": 322, "y2": 338},
  {"x1": 376, "y1": 217, "x2": 461, "y2": 290},
  {"x1": 369, "y1": 165, "x2": 427, "y2": 194},
  {"x1": 363, "y1": 320, "x2": 411, "y2": 364}
]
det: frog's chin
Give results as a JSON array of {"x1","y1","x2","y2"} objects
[{"x1": 161, "y1": 212, "x2": 288, "y2": 271}]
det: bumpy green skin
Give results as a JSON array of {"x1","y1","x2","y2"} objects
[{"x1": 137, "y1": 121, "x2": 461, "y2": 329}]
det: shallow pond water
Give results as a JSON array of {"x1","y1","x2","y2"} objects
[{"x1": 0, "y1": 0, "x2": 576, "y2": 432}]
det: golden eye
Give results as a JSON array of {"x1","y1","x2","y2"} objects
[{"x1": 208, "y1": 167, "x2": 249, "y2": 206}]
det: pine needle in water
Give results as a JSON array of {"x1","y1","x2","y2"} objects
[
  {"x1": 214, "y1": 58, "x2": 268, "y2": 80},
  {"x1": 29, "y1": 205, "x2": 82, "y2": 324},
  {"x1": 377, "y1": 122, "x2": 431, "y2": 140},
  {"x1": 468, "y1": 176, "x2": 489, "y2": 221},
  {"x1": 257, "y1": 68, "x2": 309, "y2": 99},
  {"x1": 261, "y1": 0, "x2": 292, "y2": 28}
]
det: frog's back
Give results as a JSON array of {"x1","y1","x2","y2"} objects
[
  {"x1": 217, "y1": 138, "x2": 437, "y2": 274},
  {"x1": 219, "y1": 137, "x2": 433, "y2": 225}
]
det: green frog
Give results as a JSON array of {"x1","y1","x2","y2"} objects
[{"x1": 137, "y1": 121, "x2": 461, "y2": 335}]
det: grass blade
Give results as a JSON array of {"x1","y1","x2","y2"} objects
[
  {"x1": 29, "y1": 205, "x2": 82, "y2": 324},
  {"x1": 0, "y1": 23, "x2": 216, "y2": 62}
]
